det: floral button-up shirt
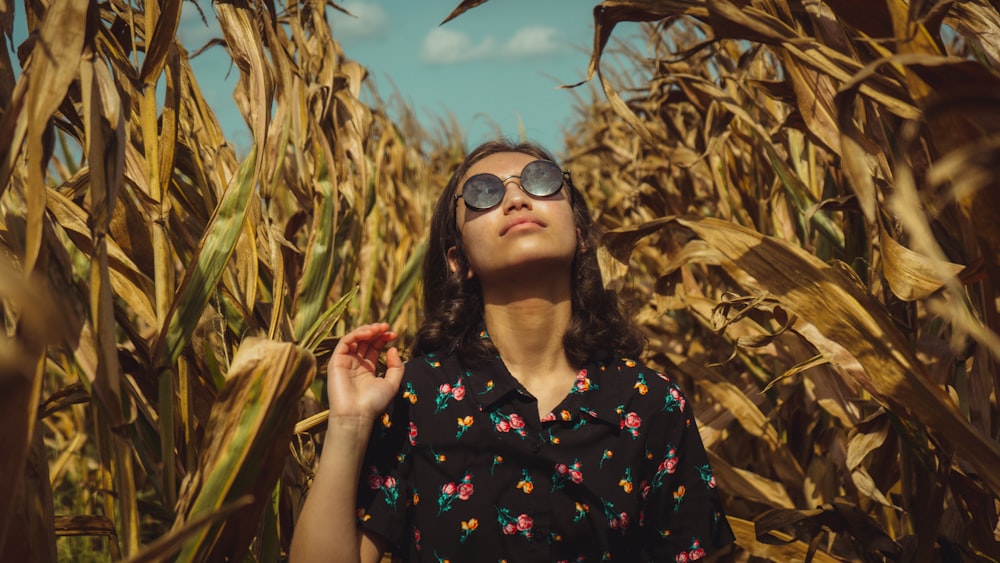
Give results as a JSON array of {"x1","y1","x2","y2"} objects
[{"x1": 356, "y1": 351, "x2": 734, "y2": 562}]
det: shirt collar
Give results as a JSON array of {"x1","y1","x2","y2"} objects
[
  {"x1": 459, "y1": 354, "x2": 521, "y2": 408},
  {"x1": 571, "y1": 359, "x2": 625, "y2": 426},
  {"x1": 458, "y1": 354, "x2": 625, "y2": 426}
]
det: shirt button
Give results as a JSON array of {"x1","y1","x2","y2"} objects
[{"x1": 531, "y1": 441, "x2": 541, "y2": 453}]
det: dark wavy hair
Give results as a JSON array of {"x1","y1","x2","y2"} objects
[{"x1": 413, "y1": 139, "x2": 645, "y2": 367}]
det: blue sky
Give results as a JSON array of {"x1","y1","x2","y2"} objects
[
  {"x1": 9, "y1": 1, "x2": 642, "y2": 157},
  {"x1": 175, "y1": 0, "x2": 642, "y2": 156}
]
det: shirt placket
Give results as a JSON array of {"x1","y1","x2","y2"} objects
[{"x1": 505, "y1": 388, "x2": 556, "y2": 560}]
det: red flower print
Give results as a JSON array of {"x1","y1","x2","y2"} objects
[
  {"x1": 689, "y1": 538, "x2": 705, "y2": 559},
  {"x1": 437, "y1": 472, "x2": 474, "y2": 514},
  {"x1": 509, "y1": 413, "x2": 525, "y2": 429},
  {"x1": 368, "y1": 467, "x2": 400, "y2": 508},
  {"x1": 671, "y1": 387, "x2": 686, "y2": 410},
  {"x1": 601, "y1": 499, "x2": 628, "y2": 533},
  {"x1": 641, "y1": 482, "x2": 652, "y2": 500},
  {"x1": 458, "y1": 482, "x2": 474, "y2": 500},
  {"x1": 619, "y1": 410, "x2": 642, "y2": 438},
  {"x1": 553, "y1": 459, "x2": 585, "y2": 490},
  {"x1": 434, "y1": 377, "x2": 466, "y2": 413},
  {"x1": 623, "y1": 412, "x2": 641, "y2": 429},
  {"x1": 675, "y1": 553, "x2": 689, "y2": 563},
  {"x1": 488, "y1": 410, "x2": 527, "y2": 438},
  {"x1": 497, "y1": 506, "x2": 533, "y2": 539},
  {"x1": 655, "y1": 445, "x2": 680, "y2": 483},
  {"x1": 408, "y1": 422, "x2": 418, "y2": 446},
  {"x1": 663, "y1": 385, "x2": 687, "y2": 412},
  {"x1": 574, "y1": 369, "x2": 593, "y2": 392}
]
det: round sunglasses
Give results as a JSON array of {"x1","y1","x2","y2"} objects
[{"x1": 454, "y1": 160, "x2": 570, "y2": 211}]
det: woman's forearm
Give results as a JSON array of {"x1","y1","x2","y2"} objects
[{"x1": 289, "y1": 417, "x2": 382, "y2": 563}]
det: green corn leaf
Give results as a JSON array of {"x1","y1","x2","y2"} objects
[
  {"x1": 171, "y1": 338, "x2": 315, "y2": 563},
  {"x1": 152, "y1": 146, "x2": 259, "y2": 368}
]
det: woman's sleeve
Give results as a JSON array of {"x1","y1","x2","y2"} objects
[
  {"x1": 354, "y1": 384, "x2": 414, "y2": 554},
  {"x1": 640, "y1": 381, "x2": 735, "y2": 561}
]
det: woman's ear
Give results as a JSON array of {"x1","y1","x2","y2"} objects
[{"x1": 447, "y1": 246, "x2": 476, "y2": 280}]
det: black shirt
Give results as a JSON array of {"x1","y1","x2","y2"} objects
[{"x1": 356, "y1": 350, "x2": 735, "y2": 562}]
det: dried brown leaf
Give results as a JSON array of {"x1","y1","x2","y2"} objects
[
  {"x1": 608, "y1": 216, "x2": 1000, "y2": 494},
  {"x1": 879, "y1": 222, "x2": 964, "y2": 301}
]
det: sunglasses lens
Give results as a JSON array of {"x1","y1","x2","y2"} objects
[
  {"x1": 520, "y1": 160, "x2": 564, "y2": 197},
  {"x1": 458, "y1": 160, "x2": 565, "y2": 211},
  {"x1": 461, "y1": 174, "x2": 505, "y2": 210}
]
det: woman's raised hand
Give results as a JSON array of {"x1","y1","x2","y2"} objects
[
  {"x1": 292, "y1": 324, "x2": 402, "y2": 563},
  {"x1": 326, "y1": 323, "x2": 405, "y2": 421}
]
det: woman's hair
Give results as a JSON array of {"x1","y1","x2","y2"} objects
[{"x1": 413, "y1": 139, "x2": 645, "y2": 366}]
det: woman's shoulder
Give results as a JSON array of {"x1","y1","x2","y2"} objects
[
  {"x1": 592, "y1": 355, "x2": 664, "y2": 379},
  {"x1": 593, "y1": 355, "x2": 692, "y2": 408},
  {"x1": 401, "y1": 350, "x2": 463, "y2": 382},
  {"x1": 404, "y1": 349, "x2": 454, "y2": 367}
]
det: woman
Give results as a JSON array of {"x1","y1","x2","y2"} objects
[{"x1": 291, "y1": 140, "x2": 734, "y2": 562}]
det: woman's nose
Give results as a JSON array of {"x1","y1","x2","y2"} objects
[{"x1": 500, "y1": 177, "x2": 531, "y2": 211}]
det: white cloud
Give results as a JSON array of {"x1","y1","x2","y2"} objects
[
  {"x1": 330, "y1": 1, "x2": 389, "y2": 41},
  {"x1": 420, "y1": 28, "x2": 498, "y2": 64},
  {"x1": 504, "y1": 26, "x2": 565, "y2": 58},
  {"x1": 420, "y1": 25, "x2": 564, "y2": 65}
]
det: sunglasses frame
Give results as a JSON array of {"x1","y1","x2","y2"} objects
[{"x1": 454, "y1": 160, "x2": 570, "y2": 211}]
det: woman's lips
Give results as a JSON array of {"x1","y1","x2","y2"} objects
[{"x1": 501, "y1": 217, "x2": 544, "y2": 236}]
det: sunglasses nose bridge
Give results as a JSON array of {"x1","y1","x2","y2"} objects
[
  {"x1": 498, "y1": 173, "x2": 524, "y2": 188},
  {"x1": 499, "y1": 174, "x2": 533, "y2": 208}
]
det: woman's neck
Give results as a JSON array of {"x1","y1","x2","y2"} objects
[{"x1": 481, "y1": 279, "x2": 576, "y2": 390}]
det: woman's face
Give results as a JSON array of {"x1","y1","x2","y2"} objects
[{"x1": 448, "y1": 151, "x2": 578, "y2": 284}]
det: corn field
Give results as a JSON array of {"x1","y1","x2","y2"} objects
[{"x1": 1, "y1": 0, "x2": 998, "y2": 561}]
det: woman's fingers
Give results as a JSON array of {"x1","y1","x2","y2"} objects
[
  {"x1": 342, "y1": 323, "x2": 386, "y2": 347},
  {"x1": 328, "y1": 323, "x2": 398, "y2": 377},
  {"x1": 365, "y1": 330, "x2": 397, "y2": 361},
  {"x1": 383, "y1": 346, "x2": 405, "y2": 389},
  {"x1": 325, "y1": 324, "x2": 402, "y2": 419},
  {"x1": 355, "y1": 328, "x2": 396, "y2": 368}
]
